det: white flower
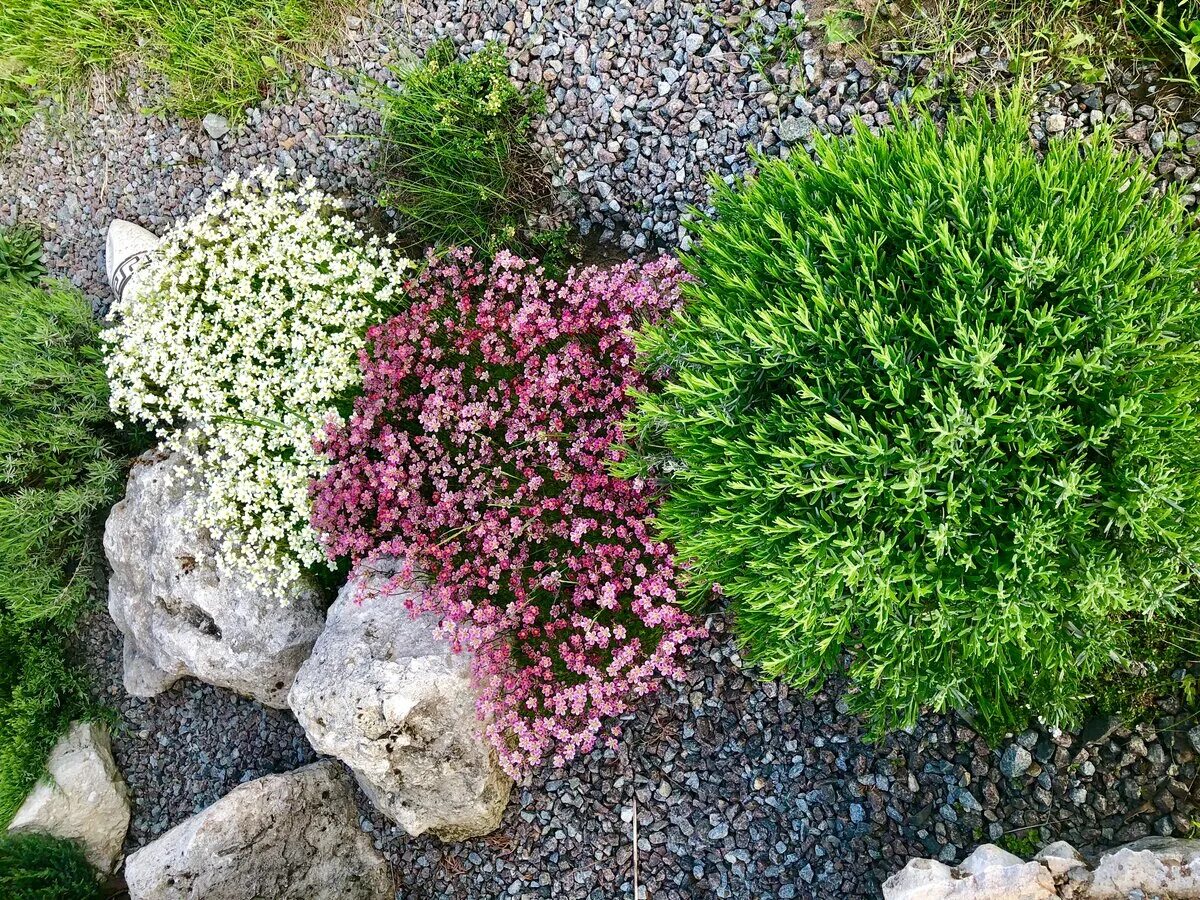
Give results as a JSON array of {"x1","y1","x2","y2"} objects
[{"x1": 104, "y1": 169, "x2": 413, "y2": 601}]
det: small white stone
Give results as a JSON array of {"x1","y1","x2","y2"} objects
[
  {"x1": 1035, "y1": 840, "x2": 1086, "y2": 877},
  {"x1": 959, "y1": 843, "x2": 1025, "y2": 875},
  {"x1": 881, "y1": 857, "x2": 954, "y2": 900},
  {"x1": 104, "y1": 219, "x2": 160, "y2": 301},
  {"x1": 202, "y1": 113, "x2": 230, "y2": 140}
]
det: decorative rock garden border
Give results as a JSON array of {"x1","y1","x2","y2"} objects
[{"x1": 3, "y1": 1, "x2": 1200, "y2": 899}]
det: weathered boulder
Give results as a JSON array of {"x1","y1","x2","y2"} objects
[
  {"x1": 124, "y1": 761, "x2": 391, "y2": 900},
  {"x1": 288, "y1": 561, "x2": 512, "y2": 841},
  {"x1": 6, "y1": 722, "x2": 130, "y2": 873},
  {"x1": 886, "y1": 837, "x2": 1200, "y2": 899},
  {"x1": 883, "y1": 844, "x2": 1057, "y2": 899},
  {"x1": 105, "y1": 219, "x2": 159, "y2": 303},
  {"x1": 104, "y1": 450, "x2": 324, "y2": 707},
  {"x1": 1089, "y1": 837, "x2": 1200, "y2": 898}
]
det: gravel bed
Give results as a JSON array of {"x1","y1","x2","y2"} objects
[
  {"x1": 79, "y1": 596, "x2": 1198, "y2": 898},
  {"x1": 9, "y1": 0, "x2": 1200, "y2": 896},
  {"x1": 77, "y1": 602, "x2": 318, "y2": 850},
  {"x1": 8, "y1": 1, "x2": 1200, "y2": 309}
]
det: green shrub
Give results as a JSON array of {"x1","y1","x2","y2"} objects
[
  {"x1": 377, "y1": 39, "x2": 551, "y2": 252},
  {"x1": 0, "y1": 278, "x2": 123, "y2": 823},
  {"x1": 0, "y1": 225, "x2": 46, "y2": 286},
  {"x1": 0, "y1": 833, "x2": 102, "y2": 900},
  {"x1": 0, "y1": 0, "x2": 349, "y2": 141},
  {"x1": 621, "y1": 95, "x2": 1200, "y2": 735}
]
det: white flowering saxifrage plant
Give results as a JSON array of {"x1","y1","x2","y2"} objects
[{"x1": 104, "y1": 169, "x2": 413, "y2": 601}]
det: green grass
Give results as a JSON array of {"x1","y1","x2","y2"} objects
[
  {"x1": 376, "y1": 39, "x2": 553, "y2": 254},
  {"x1": 1126, "y1": 0, "x2": 1200, "y2": 82},
  {"x1": 620, "y1": 93, "x2": 1200, "y2": 737},
  {"x1": 0, "y1": 833, "x2": 101, "y2": 900},
  {"x1": 0, "y1": 276, "x2": 126, "y2": 824},
  {"x1": 865, "y1": 0, "x2": 1200, "y2": 90},
  {"x1": 0, "y1": 0, "x2": 350, "y2": 142}
]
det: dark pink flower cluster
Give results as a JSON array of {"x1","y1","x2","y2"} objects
[{"x1": 311, "y1": 248, "x2": 705, "y2": 776}]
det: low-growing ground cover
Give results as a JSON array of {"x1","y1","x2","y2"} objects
[
  {"x1": 103, "y1": 170, "x2": 411, "y2": 601},
  {"x1": 0, "y1": 274, "x2": 124, "y2": 824},
  {"x1": 312, "y1": 249, "x2": 704, "y2": 774},
  {"x1": 621, "y1": 93, "x2": 1200, "y2": 737},
  {"x1": 0, "y1": 0, "x2": 350, "y2": 142}
]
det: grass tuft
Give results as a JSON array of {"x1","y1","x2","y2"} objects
[
  {"x1": 376, "y1": 39, "x2": 554, "y2": 254},
  {"x1": 0, "y1": 0, "x2": 352, "y2": 142},
  {"x1": 865, "y1": 0, "x2": 1200, "y2": 91}
]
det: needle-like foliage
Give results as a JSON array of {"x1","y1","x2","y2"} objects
[
  {"x1": 0, "y1": 278, "x2": 123, "y2": 823},
  {"x1": 0, "y1": 833, "x2": 101, "y2": 900},
  {"x1": 620, "y1": 94, "x2": 1200, "y2": 734}
]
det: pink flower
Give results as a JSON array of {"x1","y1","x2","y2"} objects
[{"x1": 311, "y1": 248, "x2": 705, "y2": 777}]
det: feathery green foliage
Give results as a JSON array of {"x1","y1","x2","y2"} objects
[
  {"x1": 0, "y1": 225, "x2": 46, "y2": 286},
  {"x1": 0, "y1": 278, "x2": 123, "y2": 824},
  {"x1": 621, "y1": 95, "x2": 1200, "y2": 735},
  {"x1": 377, "y1": 39, "x2": 551, "y2": 252},
  {"x1": 0, "y1": 0, "x2": 349, "y2": 142},
  {"x1": 0, "y1": 833, "x2": 102, "y2": 900}
]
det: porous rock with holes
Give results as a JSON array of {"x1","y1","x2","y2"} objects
[
  {"x1": 104, "y1": 449, "x2": 325, "y2": 707},
  {"x1": 288, "y1": 559, "x2": 512, "y2": 841},
  {"x1": 123, "y1": 760, "x2": 392, "y2": 900}
]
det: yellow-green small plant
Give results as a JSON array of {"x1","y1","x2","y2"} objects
[{"x1": 377, "y1": 39, "x2": 552, "y2": 253}]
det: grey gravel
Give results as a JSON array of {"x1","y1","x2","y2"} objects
[
  {"x1": 78, "y1": 594, "x2": 1200, "y2": 899},
  {"x1": 1000, "y1": 745, "x2": 1033, "y2": 779}
]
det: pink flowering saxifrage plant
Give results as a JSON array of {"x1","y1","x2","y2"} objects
[{"x1": 311, "y1": 248, "x2": 705, "y2": 776}]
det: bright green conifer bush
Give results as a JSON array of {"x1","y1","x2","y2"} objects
[
  {"x1": 0, "y1": 277, "x2": 123, "y2": 823},
  {"x1": 621, "y1": 96, "x2": 1200, "y2": 734},
  {"x1": 0, "y1": 833, "x2": 101, "y2": 900}
]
